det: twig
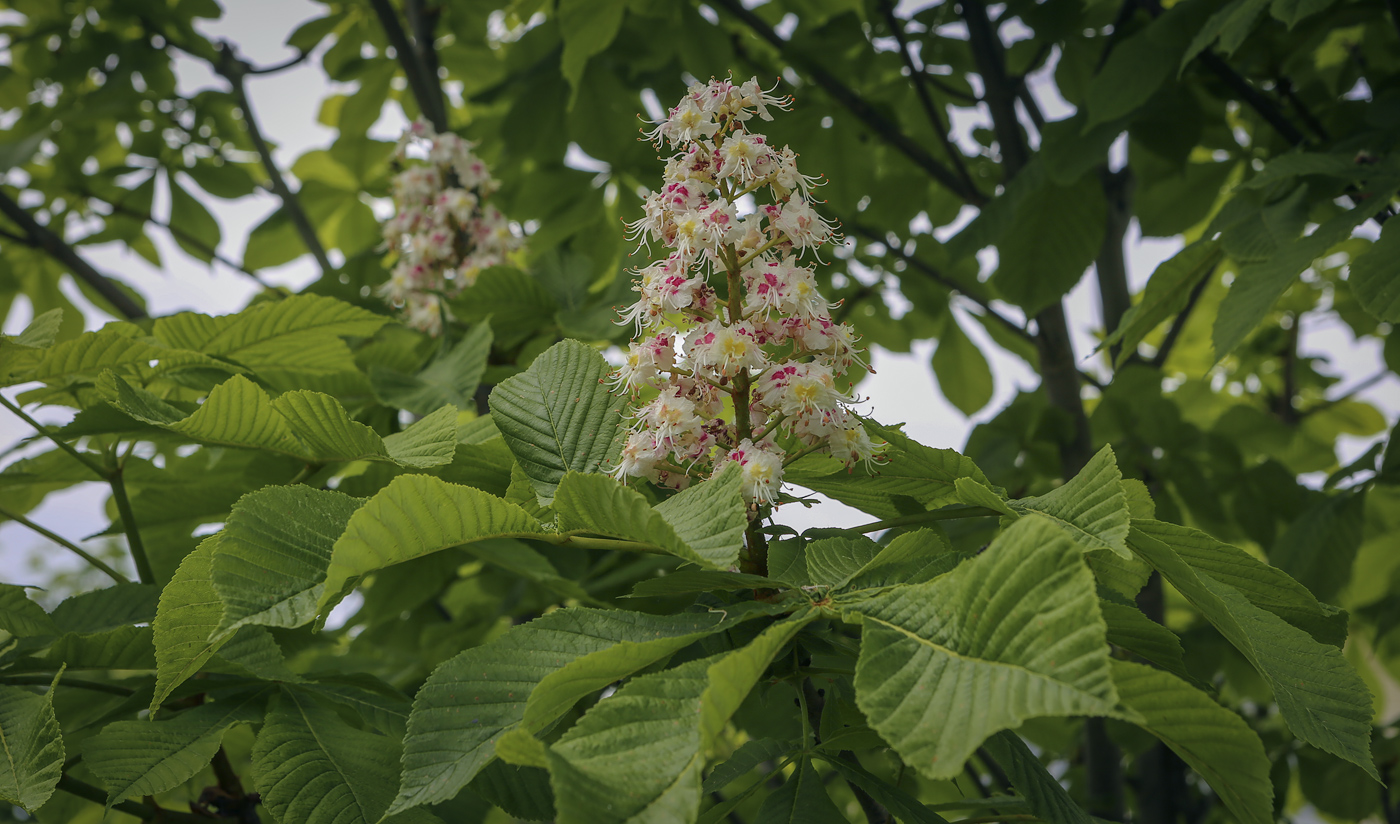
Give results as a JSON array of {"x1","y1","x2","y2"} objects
[
  {"x1": 1275, "y1": 76, "x2": 1329, "y2": 141},
  {"x1": 960, "y1": 0, "x2": 1029, "y2": 174},
  {"x1": 0, "y1": 504, "x2": 128, "y2": 583},
  {"x1": 1197, "y1": 51, "x2": 1308, "y2": 145},
  {"x1": 0, "y1": 190, "x2": 147, "y2": 319},
  {"x1": 0, "y1": 394, "x2": 109, "y2": 479},
  {"x1": 881, "y1": 2, "x2": 981, "y2": 199},
  {"x1": 214, "y1": 44, "x2": 334, "y2": 277},
  {"x1": 92, "y1": 195, "x2": 271, "y2": 288},
  {"x1": 1149, "y1": 270, "x2": 1210, "y2": 368},
  {"x1": 245, "y1": 49, "x2": 310, "y2": 75},
  {"x1": 922, "y1": 70, "x2": 980, "y2": 104},
  {"x1": 108, "y1": 466, "x2": 154, "y2": 586},
  {"x1": 57, "y1": 775, "x2": 208, "y2": 823},
  {"x1": 707, "y1": 0, "x2": 987, "y2": 206},
  {"x1": 0, "y1": 675, "x2": 135, "y2": 695},
  {"x1": 368, "y1": 0, "x2": 449, "y2": 131}
]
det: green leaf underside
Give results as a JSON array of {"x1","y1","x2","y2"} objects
[
  {"x1": 0, "y1": 679, "x2": 64, "y2": 812},
  {"x1": 540, "y1": 615, "x2": 815, "y2": 824},
  {"x1": 489, "y1": 339, "x2": 627, "y2": 505},
  {"x1": 152, "y1": 537, "x2": 231, "y2": 711},
  {"x1": 1008, "y1": 445, "x2": 1131, "y2": 557},
  {"x1": 85, "y1": 692, "x2": 265, "y2": 805},
  {"x1": 1100, "y1": 598, "x2": 1190, "y2": 679},
  {"x1": 106, "y1": 373, "x2": 453, "y2": 467},
  {"x1": 787, "y1": 421, "x2": 991, "y2": 519},
  {"x1": 554, "y1": 464, "x2": 747, "y2": 569},
  {"x1": 319, "y1": 474, "x2": 544, "y2": 615},
  {"x1": 1128, "y1": 527, "x2": 1377, "y2": 779},
  {"x1": 754, "y1": 756, "x2": 848, "y2": 824},
  {"x1": 849, "y1": 515, "x2": 1119, "y2": 779},
  {"x1": 212, "y1": 485, "x2": 364, "y2": 636},
  {"x1": 389, "y1": 606, "x2": 791, "y2": 814},
  {"x1": 1111, "y1": 660, "x2": 1274, "y2": 824}
]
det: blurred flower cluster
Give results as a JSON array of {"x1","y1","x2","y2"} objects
[
  {"x1": 379, "y1": 120, "x2": 522, "y2": 334},
  {"x1": 611, "y1": 75, "x2": 882, "y2": 505}
]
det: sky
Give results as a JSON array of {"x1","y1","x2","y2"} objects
[{"x1": 1, "y1": 0, "x2": 1397, "y2": 586}]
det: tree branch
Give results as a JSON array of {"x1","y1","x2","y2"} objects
[
  {"x1": 880, "y1": 1, "x2": 981, "y2": 200},
  {"x1": 1096, "y1": 168, "x2": 1134, "y2": 365},
  {"x1": 214, "y1": 44, "x2": 335, "y2": 278},
  {"x1": 368, "y1": 0, "x2": 449, "y2": 131},
  {"x1": 0, "y1": 190, "x2": 147, "y2": 320},
  {"x1": 960, "y1": 0, "x2": 1029, "y2": 174},
  {"x1": 245, "y1": 49, "x2": 310, "y2": 75},
  {"x1": 91, "y1": 195, "x2": 272, "y2": 288},
  {"x1": 0, "y1": 503, "x2": 129, "y2": 583},
  {"x1": 108, "y1": 465, "x2": 155, "y2": 586},
  {"x1": 708, "y1": 0, "x2": 987, "y2": 206}
]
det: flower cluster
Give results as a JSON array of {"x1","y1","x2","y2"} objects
[
  {"x1": 610, "y1": 76, "x2": 882, "y2": 506},
  {"x1": 379, "y1": 120, "x2": 522, "y2": 334}
]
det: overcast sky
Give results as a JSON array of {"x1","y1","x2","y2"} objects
[{"x1": 2, "y1": 0, "x2": 1396, "y2": 587}]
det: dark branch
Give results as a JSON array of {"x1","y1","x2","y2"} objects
[
  {"x1": 708, "y1": 0, "x2": 987, "y2": 206},
  {"x1": 960, "y1": 0, "x2": 1030, "y2": 175},
  {"x1": 922, "y1": 69, "x2": 981, "y2": 104},
  {"x1": 1149, "y1": 270, "x2": 1210, "y2": 368},
  {"x1": 1096, "y1": 168, "x2": 1134, "y2": 365},
  {"x1": 368, "y1": 0, "x2": 449, "y2": 131},
  {"x1": 245, "y1": 49, "x2": 311, "y2": 75},
  {"x1": 58, "y1": 775, "x2": 207, "y2": 823},
  {"x1": 1197, "y1": 51, "x2": 1308, "y2": 145},
  {"x1": 91, "y1": 195, "x2": 272, "y2": 288},
  {"x1": 214, "y1": 44, "x2": 335, "y2": 277},
  {"x1": 881, "y1": 2, "x2": 982, "y2": 200},
  {"x1": 0, "y1": 190, "x2": 147, "y2": 319}
]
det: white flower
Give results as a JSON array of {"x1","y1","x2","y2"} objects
[
  {"x1": 718, "y1": 132, "x2": 769, "y2": 182},
  {"x1": 772, "y1": 197, "x2": 838, "y2": 257},
  {"x1": 686, "y1": 320, "x2": 767, "y2": 377},
  {"x1": 722, "y1": 439, "x2": 785, "y2": 504},
  {"x1": 829, "y1": 423, "x2": 884, "y2": 471},
  {"x1": 778, "y1": 362, "x2": 849, "y2": 418},
  {"x1": 639, "y1": 387, "x2": 703, "y2": 445},
  {"x1": 611, "y1": 333, "x2": 677, "y2": 392},
  {"x1": 612, "y1": 431, "x2": 666, "y2": 481}
]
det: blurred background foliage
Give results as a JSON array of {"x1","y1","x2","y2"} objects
[{"x1": 1, "y1": 0, "x2": 1399, "y2": 820}]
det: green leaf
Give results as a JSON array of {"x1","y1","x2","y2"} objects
[
  {"x1": 1105, "y1": 240, "x2": 1224, "y2": 366},
  {"x1": 848, "y1": 515, "x2": 1119, "y2": 779},
  {"x1": 489, "y1": 340, "x2": 626, "y2": 505},
  {"x1": 152, "y1": 537, "x2": 231, "y2": 711},
  {"x1": 169, "y1": 176, "x2": 222, "y2": 264},
  {"x1": 447, "y1": 267, "x2": 558, "y2": 349},
  {"x1": 0, "y1": 676, "x2": 64, "y2": 813},
  {"x1": 371, "y1": 322, "x2": 492, "y2": 416},
  {"x1": 212, "y1": 485, "x2": 363, "y2": 636},
  {"x1": 254, "y1": 689, "x2": 436, "y2": 824},
  {"x1": 1213, "y1": 194, "x2": 1393, "y2": 358},
  {"x1": 0, "y1": 585, "x2": 56, "y2": 638},
  {"x1": 816, "y1": 755, "x2": 950, "y2": 824},
  {"x1": 1008, "y1": 445, "x2": 1131, "y2": 557},
  {"x1": 805, "y1": 535, "x2": 883, "y2": 589},
  {"x1": 786, "y1": 421, "x2": 990, "y2": 519},
  {"x1": 12, "y1": 308, "x2": 63, "y2": 349},
  {"x1": 84, "y1": 691, "x2": 266, "y2": 805},
  {"x1": 702, "y1": 739, "x2": 791, "y2": 793},
  {"x1": 1181, "y1": 0, "x2": 1269, "y2": 68},
  {"x1": 630, "y1": 570, "x2": 785, "y2": 598},
  {"x1": 389, "y1": 607, "x2": 786, "y2": 815},
  {"x1": 1348, "y1": 218, "x2": 1400, "y2": 322},
  {"x1": 754, "y1": 756, "x2": 846, "y2": 824},
  {"x1": 152, "y1": 294, "x2": 389, "y2": 388},
  {"x1": 1128, "y1": 526, "x2": 1377, "y2": 779},
  {"x1": 381, "y1": 405, "x2": 459, "y2": 468},
  {"x1": 23, "y1": 326, "x2": 231, "y2": 384},
  {"x1": 990, "y1": 173, "x2": 1106, "y2": 315},
  {"x1": 981, "y1": 731, "x2": 1091, "y2": 824},
  {"x1": 50, "y1": 583, "x2": 159, "y2": 633},
  {"x1": 842, "y1": 529, "x2": 962, "y2": 591},
  {"x1": 554, "y1": 465, "x2": 747, "y2": 569},
  {"x1": 541, "y1": 614, "x2": 814, "y2": 823},
  {"x1": 318, "y1": 475, "x2": 544, "y2": 614},
  {"x1": 1083, "y1": 18, "x2": 1176, "y2": 127},
  {"x1": 1133, "y1": 519, "x2": 1346, "y2": 646},
  {"x1": 558, "y1": 0, "x2": 627, "y2": 104},
  {"x1": 931, "y1": 312, "x2": 994, "y2": 416},
  {"x1": 1111, "y1": 660, "x2": 1273, "y2": 824},
  {"x1": 1100, "y1": 597, "x2": 1189, "y2": 680}
]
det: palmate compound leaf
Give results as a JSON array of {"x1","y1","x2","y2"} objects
[
  {"x1": 211, "y1": 485, "x2": 364, "y2": 637},
  {"x1": 783, "y1": 420, "x2": 991, "y2": 519},
  {"x1": 846, "y1": 514, "x2": 1121, "y2": 779},
  {"x1": 317, "y1": 474, "x2": 546, "y2": 616},
  {"x1": 84, "y1": 691, "x2": 267, "y2": 806},
  {"x1": 553, "y1": 464, "x2": 748, "y2": 569},
  {"x1": 503, "y1": 614, "x2": 816, "y2": 824},
  {"x1": 0, "y1": 675, "x2": 63, "y2": 813},
  {"x1": 253, "y1": 689, "x2": 440, "y2": 824},
  {"x1": 1128, "y1": 526, "x2": 1378, "y2": 779},
  {"x1": 488, "y1": 339, "x2": 628, "y2": 505},
  {"x1": 104, "y1": 373, "x2": 455, "y2": 468},
  {"x1": 387, "y1": 604, "x2": 792, "y2": 816},
  {"x1": 1111, "y1": 660, "x2": 1274, "y2": 824}
]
